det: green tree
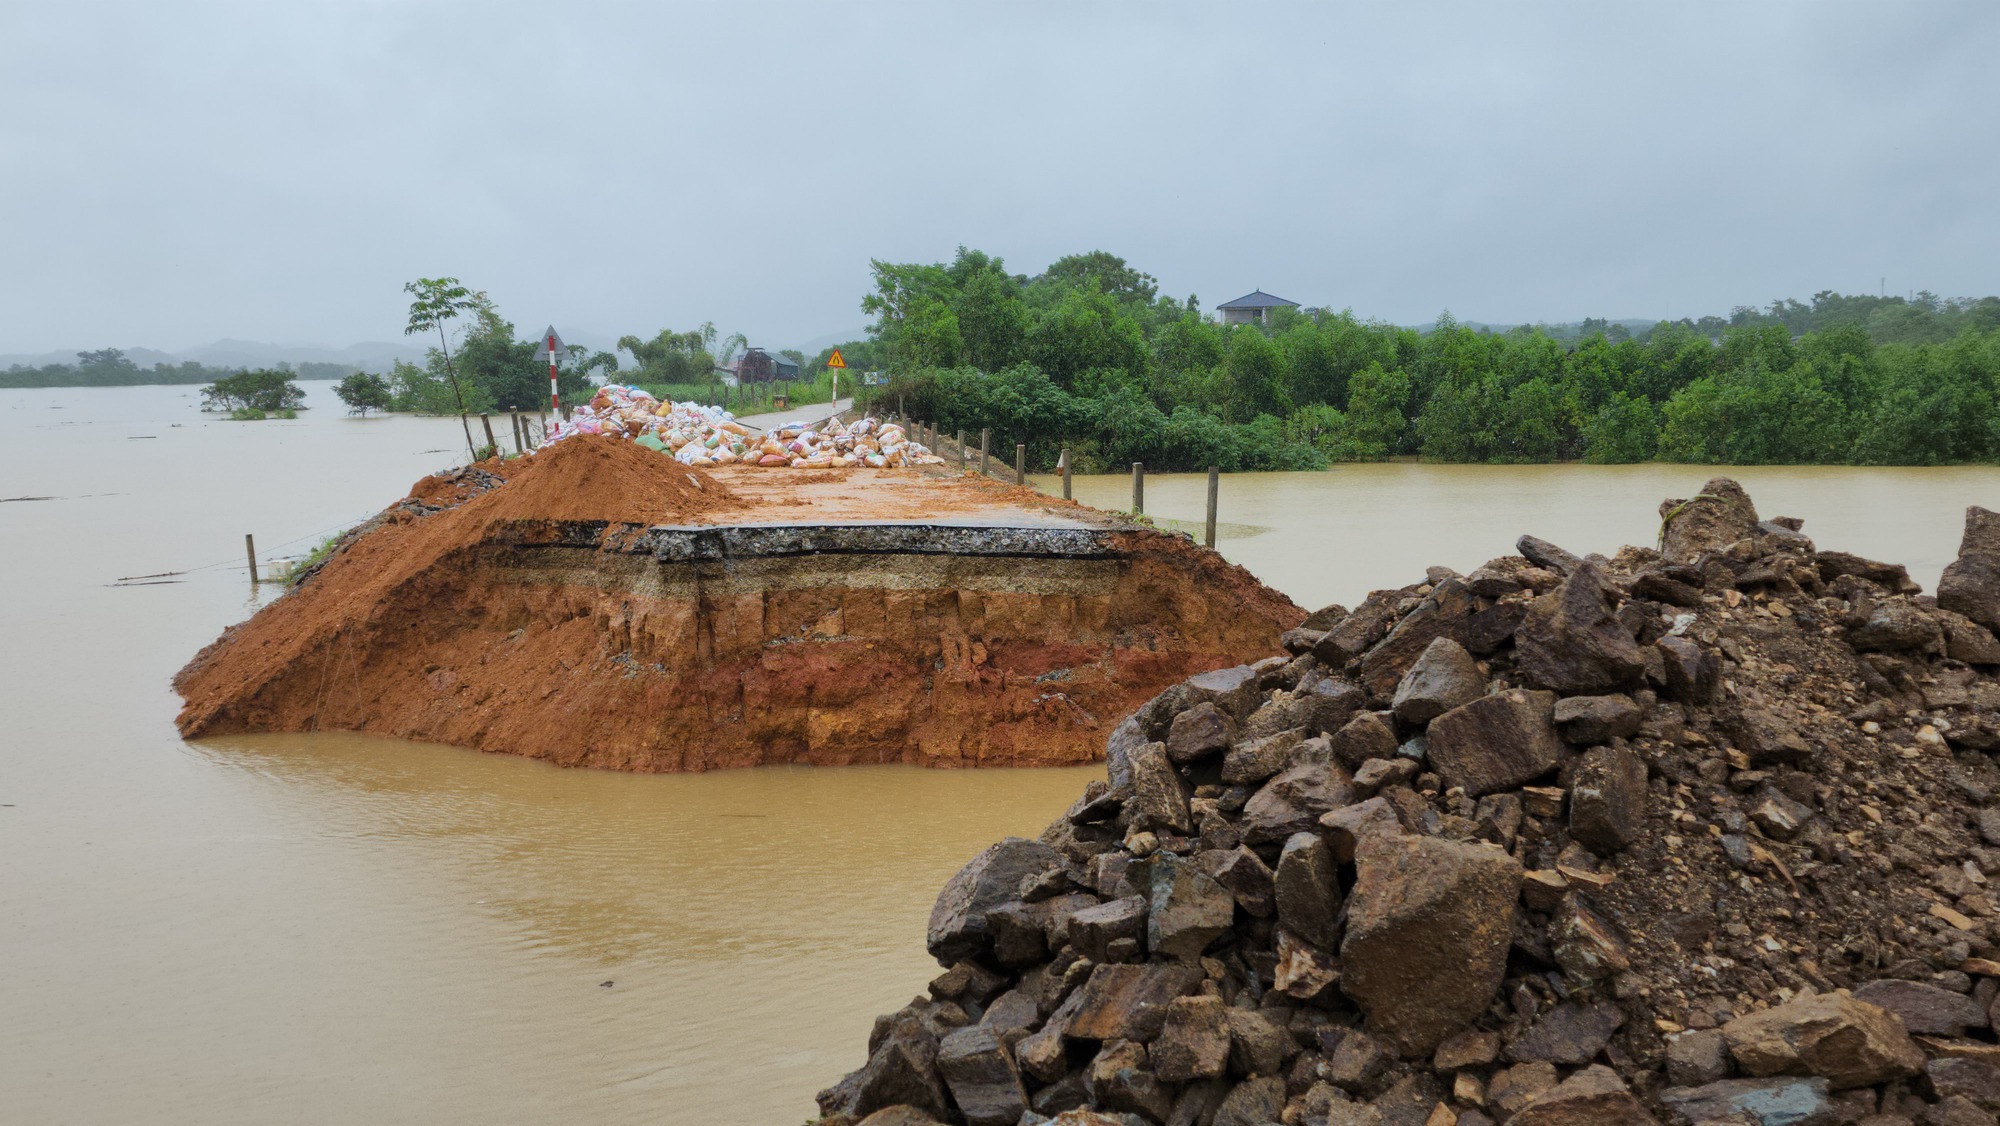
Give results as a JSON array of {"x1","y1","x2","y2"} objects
[
  {"x1": 1343, "y1": 362, "x2": 1412, "y2": 457},
  {"x1": 1659, "y1": 364, "x2": 1851, "y2": 464},
  {"x1": 202, "y1": 369, "x2": 305, "y2": 413},
  {"x1": 900, "y1": 298, "x2": 965, "y2": 369},
  {"x1": 334, "y1": 371, "x2": 393, "y2": 416},
  {"x1": 955, "y1": 264, "x2": 1027, "y2": 371},
  {"x1": 619, "y1": 329, "x2": 714, "y2": 385},
  {"x1": 1221, "y1": 327, "x2": 1291, "y2": 422},
  {"x1": 1023, "y1": 289, "x2": 1149, "y2": 389},
  {"x1": 389, "y1": 359, "x2": 491, "y2": 415},
  {"x1": 1582, "y1": 392, "x2": 1659, "y2": 463},
  {"x1": 1280, "y1": 322, "x2": 1343, "y2": 407},
  {"x1": 1034, "y1": 251, "x2": 1158, "y2": 307},
  {"x1": 403, "y1": 277, "x2": 482, "y2": 461}
]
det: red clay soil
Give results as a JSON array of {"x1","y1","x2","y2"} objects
[{"x1": 174, "y1": 438, "x2": 1303, "y2": 772}]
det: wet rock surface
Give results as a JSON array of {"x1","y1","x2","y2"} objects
[{"x1": 820, "y1": 478, "x2": 2000, "y2": 1126}]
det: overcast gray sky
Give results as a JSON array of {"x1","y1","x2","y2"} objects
[{"x1": 4, "y1": 1, "x2": 1995, "y2": 354}]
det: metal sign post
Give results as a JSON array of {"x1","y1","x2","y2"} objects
[
  {"x1": 825, "y1": 348, "x2": 847, "y2": 414},
  {"x1": 534, "y1": 326, "x2": 571, "y2": 413}
]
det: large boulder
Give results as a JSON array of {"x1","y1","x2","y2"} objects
[
  {"x1": 816, "y1": 1019, "x2": 951, "y2": 1121},
  {"x1": 1660, "y1": 477, "x2": 1762, "y2": 564},
  {"x1": 1514, "y1": 563, "x2": 1646, "y2": 695},
  {"x1": 1504, "y1": 1000, "x2": 1627, "y2": 1067},
  {"x1": 1068, "y1": 896, "x2": 1147, "y2": 963},
  {"x1": 1655, "y1": 635, "x2": 1720, "y2": 703},
  {"x1": 1273, "y1": 831, "x2": 1341, "y2": 949},
  {"x1": 1508, "y1": 1064, "x2": 1656, "y2": 1125},
  {"x1": 1553, "y1": 694, "x2": 1643, "y2": 744},
  {"x1": 1312, "y1": 592, "x2": 1402, "y2": 668},
  {"x1": 1849, "y1": 597, "x2": 1945, "y2": 653},
  {"x1": 1321, "y1": 795, "x2": 1410, "y2": 862},
  {"x1": 1658, "y1": 1076, "x2": 1833, "y2": 1126},
  {"x1": 1720, "y1": 992, "x2": 1925, "y2": 1089},
  {"x1": 1356, "y1": 579, "x2": 1478, "y2": 699},
  {"x1": 1196, "y1": 846, "x2": 1275, "y2": 917},
  {"x1": 1122, "y1": 742, "x2": 1192, "y2": 834},
  {"x1": 1852, "y1": 979, "x2": 1988, "y2": 1038},
  {"x1": 1340, "y1": 834, "x2": 1523, "y2": 1056},
  {"x1": 1182, "y1": 665, "x2": 1264, "y2": 720},
  {"x1": 1569, "y1": 744, "x2": 1648, "y2": 855},
  {"x1": 1148, "y1": 994, "x2": 1230, "y2": 1082},
  {"x1": 927, "y1": 837, "x2": 1060, "y2": 964},
  {"x1": 1927, "y1": 1057, "x2": 2000, "y2": 1111},
  {"x1": 1427, "y1": 689, "x2": 1564, "y2": 798},
  {"x1": 1327, "y1": 710, "x2": 1399, "y2": 769},
  {"x1": 1166, "y1": 702, "x2": 1236, "y2": 764},
  {"x1": 1941, "y1": 506, "x2": 2000, "y2": 633},
  {"x1": 935, "y1": 1025, "x2": 1028, "y2": 1126},
  {"x1": 1238, "y1": 754, "x2": 1357, "y2": 845},
  {"x1": 1390, "y1": 636, "x2": 1485, "y2": 724},
  {"x1": 1065, "y1": 962, "x2": 1206, "y2": 1042},
  {"x1": 1211, "y1": 1076, "x2": 1285, "y2": 1126},
  {"x1": 1083, "y1": 1039, "x2": 1173, "y2": 1122},
  {"x1": 1145, "y1": 854, "x2": 1234, "y2": 961}
]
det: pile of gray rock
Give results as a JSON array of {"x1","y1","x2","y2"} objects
[{"x1": 816, "y1": 484, "x2": 2000, "y2": 1126}]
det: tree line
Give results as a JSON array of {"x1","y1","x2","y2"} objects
[
  {"x1": 845, "y1": 248, "x2": 2000, "y2": 471},
  {"x1": 1, "y1": 349, "x2": 358, "y2": 389},
  {"x1": 341, "y1": 287, "x2": 790, "y2": 418}
]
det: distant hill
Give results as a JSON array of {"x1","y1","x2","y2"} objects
[
  {"x1": 0, "y1": 338, "x2": 422, "y2": 373},
  {"x1": 791, "y1": 328, "x2": 870, "y2": 356}
]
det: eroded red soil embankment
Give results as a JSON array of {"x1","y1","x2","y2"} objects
[{"x1": 173, "y1": 439, "x2": 1302, "y2": 771}]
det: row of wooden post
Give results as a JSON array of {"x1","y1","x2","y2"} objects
[
  {"x1": 888, "y1": 410, "x2": 1221, "y2": 550},
  {"x1": 472, "y1": 411, "x2": 549, "y2": 458}
]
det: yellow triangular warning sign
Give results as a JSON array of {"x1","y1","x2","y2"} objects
[{"x1": 826, "y1": 348, "x2": 848, "y2": 369}]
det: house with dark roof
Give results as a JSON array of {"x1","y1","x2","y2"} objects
[
  {"x1": 734, "y1": 347, "x2": 801, "y2": 384},
  {"x1": 1217, "y1": 290, "x2": 1300, "y2": 328}
]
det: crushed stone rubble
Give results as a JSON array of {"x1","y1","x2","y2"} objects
[
  {"x1": 815, "y1": 481, "x2": 2000, "y2": 1126},
  {"x1": 543, "y1": 383, "x2": 945, "y2": 468}
]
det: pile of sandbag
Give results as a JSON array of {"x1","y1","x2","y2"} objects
[{"x1": 545, "y1": 384, "x2": 945, "y2": 469}]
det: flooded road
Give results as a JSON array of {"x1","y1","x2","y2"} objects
[
  {"x1": 2, "y1": 383, "x2": 1995, "y2": 1123},
  {"x1": 1051, "y1": 461, "x2": 1999, "y2": 613}
]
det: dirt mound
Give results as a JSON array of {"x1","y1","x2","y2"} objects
[
  {"x1": 174, "y1": 450, "x2": 1299, "y2": 772},
  {"x1": 817, "y1": 481, "x2": 2000, "y2": 1126},
  {"x1": 463, "y1": 434, "x2": 733, "y2": 525}
]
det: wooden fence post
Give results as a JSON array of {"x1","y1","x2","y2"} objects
[
  {"x1": 1205, "y1": 466, "x2": 1219, "y2": 548},
  {"x1": 980, "y1": 429, "x2": 990, "y2": 476},
  {"x1": 479, "y1": 414, "x2": 497, "y2": 455},
  {"x1": 1015, "y1": 443, "x2": 1026, "y2": 485},
  {"x1": 245, "y1": 534, "x2": 259, "y2": 585},
  {"x1": 1131, "y1": 463, "x2": 1144, "y2": 515},
  {"x1": 1060, "y1": 448, "x2": 1072, "y2": 500}
]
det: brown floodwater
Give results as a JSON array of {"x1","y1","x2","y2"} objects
[{"x1": 2, "y1": 383, "x2": 1995, "y2": 1123}]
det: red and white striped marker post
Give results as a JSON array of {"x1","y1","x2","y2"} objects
[
  {"x1": 547, "y1": 332, "x2": 559, "y2": 410},
  {"x1": 535, "y1": 326, "x2": 570, "y2": 415}
]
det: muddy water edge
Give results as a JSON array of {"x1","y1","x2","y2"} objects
[{"x1": 3, "y1": 383, "x2": 1997, "y2": 1124}]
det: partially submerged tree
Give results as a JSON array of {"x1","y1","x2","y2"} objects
[
  {"x1": 334, "y1": 371, "x2": 393, "y2": 416},
  {"x1": 201, "y1": 369, "x2": 306, "y2": 413}
]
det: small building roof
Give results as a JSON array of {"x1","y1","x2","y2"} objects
[
  {"x1": 1217, "y1": 290, "x2": 1300, "y2": 311},
  {"x1": 745, "y1": 346, "x2": 799, "y2": 369}
]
